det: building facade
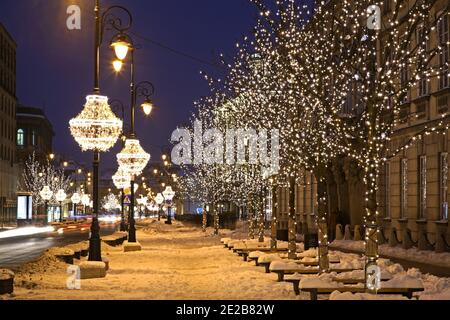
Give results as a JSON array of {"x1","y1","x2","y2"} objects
[
  {"x1": 274, "y1": 0, "x2": 450, "y2": 251},
  {"x1": 16, "y1": 105, "x2": 54, "y2": 165},
  {"x1": 0, "y1": 23, "x2": 18, "y2": 225}
]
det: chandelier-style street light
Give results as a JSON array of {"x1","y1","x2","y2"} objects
[
  {"x1": 115, "y1": 68, "x2": 154, "y2": 244},
  {"x1": 55, "y1": 189, "x2": 67, "y2": 223},
  {"x1": 162, "y1": 186, "x2": 176, "y2": 225},
  {"x1": 40, "y1": 186, "x2": 53, "y2": 225}
]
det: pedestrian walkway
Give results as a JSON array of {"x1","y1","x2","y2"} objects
[{"x1": 10, "y1": 221, "x2": 300, "y2": 300}]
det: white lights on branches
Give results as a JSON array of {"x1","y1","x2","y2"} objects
[{"x1": 69, "y1": 95, "x2": 123, "y2": 152}]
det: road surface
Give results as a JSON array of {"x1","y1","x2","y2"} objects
[{"x1": 0, "y1": 224, "x2": 117, "y2": 270}]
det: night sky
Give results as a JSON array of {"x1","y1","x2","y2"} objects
[{"x1": 0, "y1": 0, "x2": 258, "y2": 171}]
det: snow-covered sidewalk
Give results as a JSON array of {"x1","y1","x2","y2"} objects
[
  {"x1": 3, "y1": 221, "x2": 300, "y2": 300},
  {"x1": 2, "y1": 221, "x2": 450, "y2": 300}
]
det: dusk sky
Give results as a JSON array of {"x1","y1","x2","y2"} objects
[{"x1": 0, "y1": 0, "x2": 258, "y2": 171}]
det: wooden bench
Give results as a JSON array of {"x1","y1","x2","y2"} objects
[
  {"x1": 301, "y1": 286, "x2": 424, "y2": 300},
  {"x1": 264, "y1": 257, "x2": 341, "y2": 275},
  {"x1": 241, "y1": 247, "x2": 289, "y2": 261},
  {"x1": 285, "y1": 273, "x2": 393, "y2": 295},
  {"x1": 271, "y1": 267, "x2": 358, "y2": 282}
]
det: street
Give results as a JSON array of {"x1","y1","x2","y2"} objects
[{"x1": 0, "y1": 224, "x2": 117, "y2": 270}]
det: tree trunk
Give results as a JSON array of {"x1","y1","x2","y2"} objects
[
  {"x1": 316, "y1": 169, "x2": 330, "y2": 272},
  {"x1": 213, "y1": 202, "x2": 219, "y2": 235},
  {"x1": 288, "y1": 175, "x2": 297, "y2": 259},
  {"x1": 202, "y1": 204, "x2": 207, "y2": 232},
  {"x1": 258, "y1": 189, "x2": 266, "y2": 242},
  {"x1": 270, "y1": 185, "x2": 278, "y2": 249},
  {"x1": 365, "y1": 165, "x2": 379, "y2": 293},
  {"x1": 248, "y1": 199, "x2": 255, "y2": 239}
]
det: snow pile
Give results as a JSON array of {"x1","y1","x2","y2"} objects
[
  {"x1": 297, "y1": 248, "x2": 317, "y2": 258},
  {"x1": 331, "y1": 259, "x2": 364, "y2": 270},
  {"x1": 0, "y1": 269, "x2": 14, "y2": 281},
  {"x1": 300, "y1": 273, "x2": 344, "y2": 289},
  {"x1": 248, "y1": 251, "x2": 266, "y2": 259},
  {"x1": 381, "y1": 275, "x2": 423, "y2": 289},
  {"x1": 329, "y1": 291, "x2": 409, "y2": 300},
  {"x1": 300, "y1": 257, "x2": 317, "y2": 263},
  {"x1": 418, "y1": 276, "x2": 450, "y2": 300},
  {"x1": 269, "y1": 260, "x2": 299, "y2": 271},
  {"x1": 258, "y1": 253, "x2": 282, "y2": 263}
]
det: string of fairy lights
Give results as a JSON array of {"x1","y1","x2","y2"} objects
[{"x1": 175, "y1": 0, "x2": 449, "y2": 284}]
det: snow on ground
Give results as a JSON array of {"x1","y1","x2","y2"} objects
[
  {"x1": 330, "y1": 240, "x2": 450, "y2": 269},
  {"x1": 1, "y1": 221, "x2": 303, "y2": 300},
  {"x1": 1, "y1": 220, "x2": 449, "y2": 300}
]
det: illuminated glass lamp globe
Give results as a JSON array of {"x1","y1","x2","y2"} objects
[
  {"x1": 155, "y1": 193, "x2": 164, "y2": 205},
  {"x1": 40, "y1": 186, "x2": 53, "y2": 201},
  {"x1": 116, "y1": 138, "x2": 150, "y2": 177},
  {"x1": 55, "y1": 189, "x2": 67, "y2": 203},
  {"x1": 71, "y1": 192, "x2": 81, "y2": 205},
  {"x1": 69, "y1": 95, "x2": 123, "y2": 152},
  {"x1": 110, "y1": 34, "x2": 132, "y2": 61},
  {"x1": 112, "y1": 167, "x2": 131, "y2": 190},
  {"x1": 141, "y1": 99, "x2": 153, "y2": 116},
  {"x1": 162, "y1": 186, "x2": 175, "y2": 202},
  {"x1": 81, "y1": 194, "x2": 90, "y2": 207},
  {"x1": 137, "y1": 195, "x2": 148, "y2": 206}
]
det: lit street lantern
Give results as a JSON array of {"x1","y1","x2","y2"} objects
[
  {"x1": 39, "y1": 186, "x2": 53, "y2": 225},
  {"x1": 163, "y1": 186, "x2": 175, "y2": 225},
  {"x1": 55, "y1": 189, "x2": 67, "y2": 222},
  {"x1": 155, "y1": 193, "x2": 164, "y2": 221},
  {"x1": 71, "y1": 192, "x2": 81, "y2": 219}
]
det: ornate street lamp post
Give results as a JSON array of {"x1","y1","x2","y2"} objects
[
  {"x1": 68, "y1": 1, "x2": 139, "y2": 261},
  {"x1": 115, "y1": 43, "x2": 154, "y2": 243},
  {"x1": 163, "y1": 186, "x2": 175, "y2": 225},
  {"x1": 40, "y1": 186, "x2": 53, "y2": 225},
  {"x1": 155, "y1": 193, "x2": 164, "y2": 221},
  {"x1": 55, "y1": 189, "x2": 67, "y2": 222}
]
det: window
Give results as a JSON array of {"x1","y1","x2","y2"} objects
[
  {"x1": 16, "y1": 128, "x2": 24, "y2": 147},
  {"x1": 401, "y1": 158, "x2": 408, "y2": 219},
  {"x1": 418, "y1": 156, "x2": 427, "y2": 219},
  {"x1": 437, "y1": 95, "x2": 449, "y2": 114},
  {"x1": 417, "y1": 73, "x2": 428, "y2": 97},
  {"x1": 438, "y1": 13, "x2": 449, "y2": 90},
  {"x1": 31, "y1": 130, "x2": 37, "y2": 146},
  {"x1": 400, "y1": 65, "x2": 409, "y2": 103},
  {"x1": 416, "y1": 24, "x2": 428, "y2": 52},
  {"x1": 385, "y1": 162, "x2": 391, "y2": 218},
  {"x1": 415, "y1": 102, "x2": 426, "y2": 119},
  {"x1": 440, "y1": 153, "x2": 448, "y2": 221}
]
